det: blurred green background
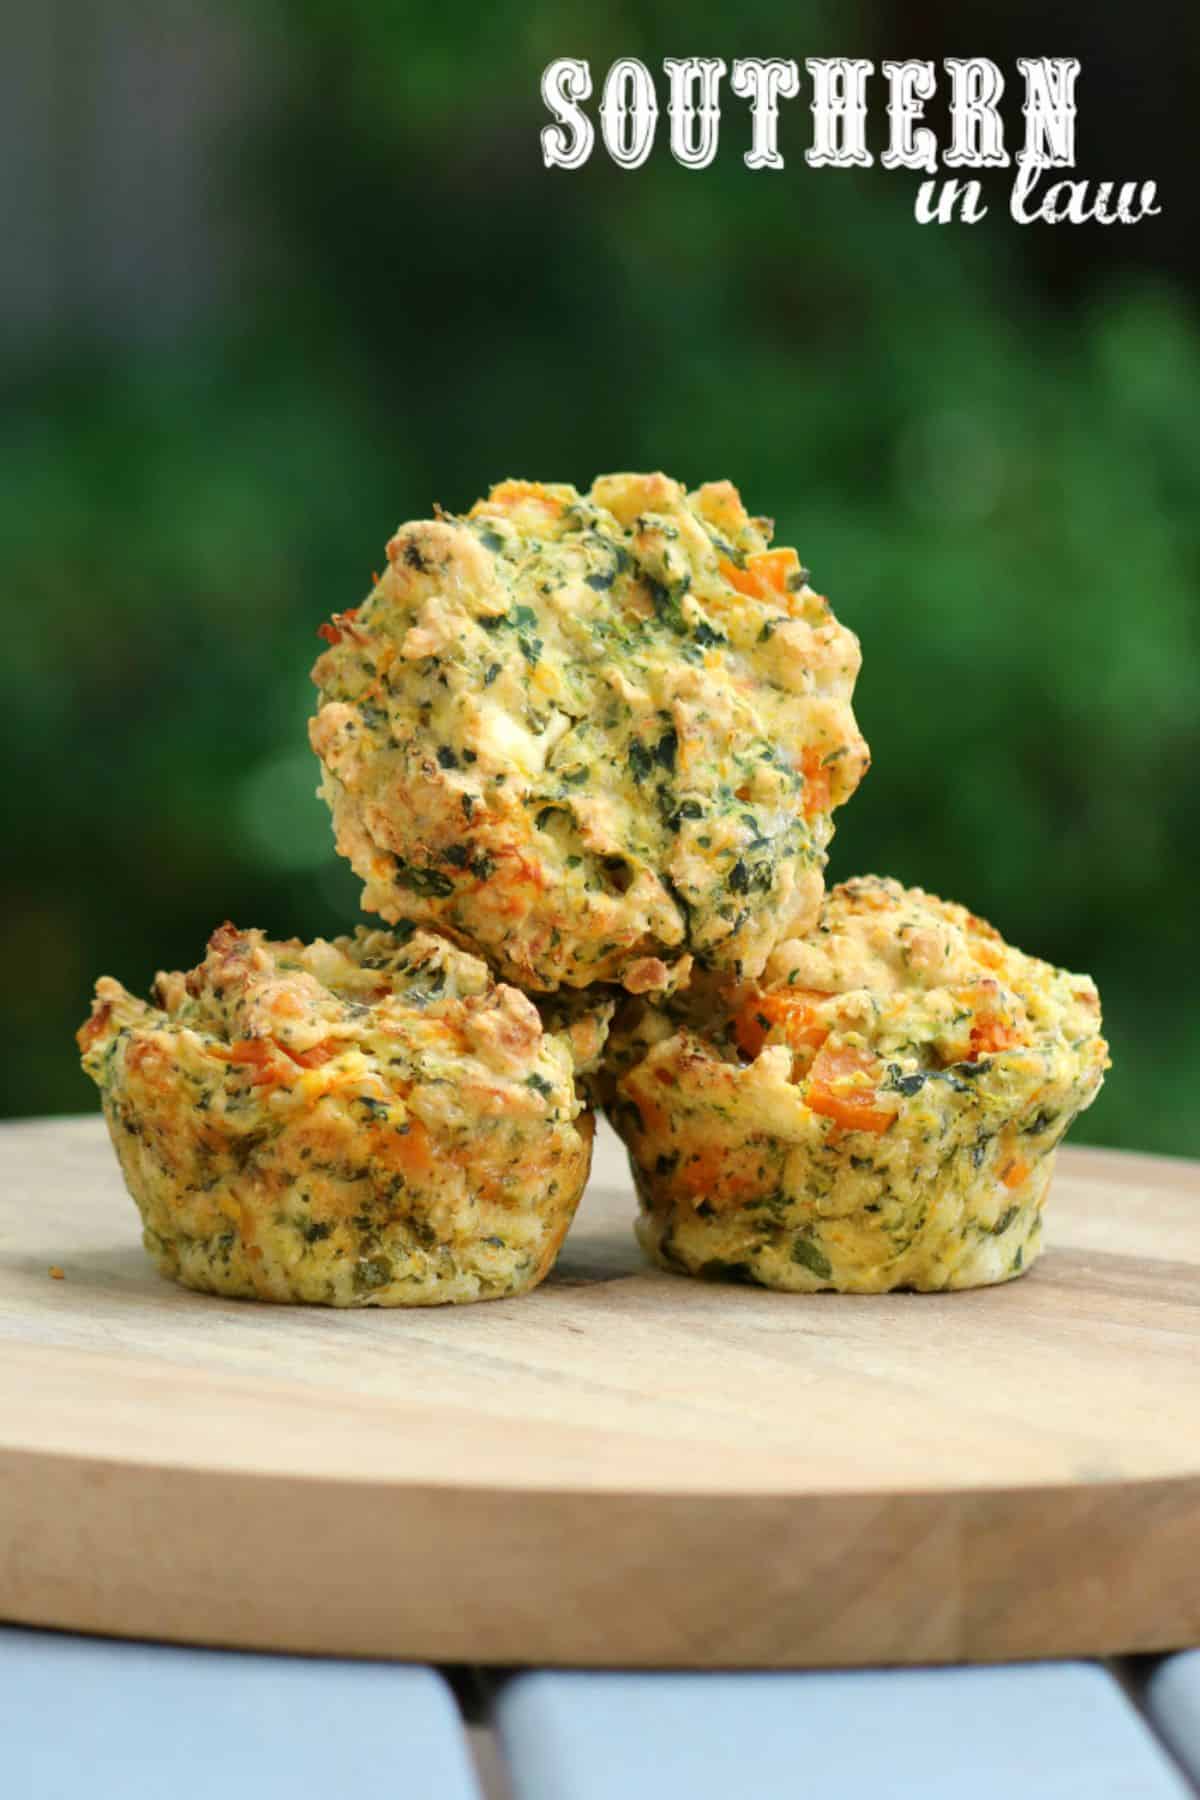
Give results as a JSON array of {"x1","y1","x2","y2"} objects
[{"x1": 4, "y1": 0, "x2": 1197, "y2": 1151}]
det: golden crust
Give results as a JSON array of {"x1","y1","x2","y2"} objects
[
  {"x1": 309, "y1": 473, "x2": 867, "y2": 993},
  {"x1": 608, "y1": 877, "x2": 1109, "y2": 1292},
  {"x1": 77, "y1": 923, "x2": 598, "y2": 1305}
]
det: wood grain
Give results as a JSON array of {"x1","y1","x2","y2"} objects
[{"x1": 0, "y1": 1115, "x2": 1197, "y2": 1666}]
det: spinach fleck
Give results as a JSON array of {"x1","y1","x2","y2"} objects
[
  {"x1": 394, "y1": 861, "x2": 455, "y2": 899},
  {"x1": 354, "y1": 1255, "x2": 394, "y2": 1293},
  {"x1": 791, "y1": 1234, "x2": 833, "y2": 1280},
  {"x1": 629, "y1": 739, "x2": 653, "y2": 781},
  {"x1": 667, "y1": 798, "x2": 704, "y2": 832}
]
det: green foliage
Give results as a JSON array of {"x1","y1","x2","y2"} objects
[{"x1": 5, "y1": 3, "x2": 1198, "y2": 1152}]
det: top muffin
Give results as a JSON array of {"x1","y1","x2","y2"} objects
[{"x1": 310, "y1": 473, "x2": 868, "y2": 994}]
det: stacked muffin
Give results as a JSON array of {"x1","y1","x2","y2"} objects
[{"x1": 79, "y1": 473, "x2": 1107, "y2": 1303}]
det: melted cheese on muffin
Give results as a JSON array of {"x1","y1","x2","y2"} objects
[
  {"x1": 310, "y1": 473, "x2": 868, "y2": 993},
  {"x1": 609, "y1": 877, "x2": 1109, "y2": 1292},
  {"x1": 78, "y1": 923, "x2": 599, "y2": 1305}
]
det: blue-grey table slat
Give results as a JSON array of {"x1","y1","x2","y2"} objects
[
  {"x1": 1145, "y1": 1653, "x2": 1200, "y2": 1790},
  {"x1": 496, "y1": 1663, "x2": 1192, "y2": 1800},
  {"x1": 0, "y1": 1627, "x2": 482, "y2": 1799}
]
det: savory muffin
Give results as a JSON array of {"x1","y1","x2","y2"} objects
[
  {"x1": 77, "y1": 922, "x2": 598, "y2": 1305},
  {"x1": 310, "y1": 473, "x2": 868, "y2": 994},
  {"x1": 609, "y1": 877, "x2": 1109, "y2": 1292}
]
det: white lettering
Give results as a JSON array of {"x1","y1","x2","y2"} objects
[
  {"x1": 731, "y1": 58, "x2": 800, "y2": 170},
  {"x1": 1010, "y1": 162, "x2": 1163, "y2": 223},
  {"x1": 663, "y1": 57, "x2": 726, "y2": 169},
  {"x1": 915, "y1": 178, "x2": 988, "y2": 223},
  {"x1": 944, "y1": 57, "x2": 1009, "y2": 168},
  {"x1": 1017, "y1": 57, "x2": 1080, "y2": 168},
  {"x1": 600, "y1": 58, "x2": 658, "y2": 170},
  {"x1": 882, "y1": 60, "x2": 937, "y2": 173},
  {"x1": 806, "y1": 58, "x2": 874, "y2": 167},
  {"x1": 540, "y1": 59, "x2": 595, "y2": 170}
]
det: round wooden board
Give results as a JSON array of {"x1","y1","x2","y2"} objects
[{"x1": 0, "y1": 1115, "x2": 1197, "y2": 1668}]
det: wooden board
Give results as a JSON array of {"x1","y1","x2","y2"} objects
[{"x1": 0, "y1": 1115, "x2": 1197, "y2": 1668}]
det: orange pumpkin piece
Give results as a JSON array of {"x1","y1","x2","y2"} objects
[
  {"x1": 676, "y1": 1145, "x2": 726, "y2": 1199},
  {"x1": 718, "y1": 558, "x2": 759, "y2": 599},
  {"x1": 316, "y1": 607, "x2": 360, "y2": 647},
  {"x1": 799, "y1": 746, "x2": 832, "y2": 819},
  {"x1": 226, "y1": 1038, "x2": 284, "y2": 1086},
  {"x1": 718, "y1": 548, "x2": 800, "y2": 603},
  {"x1": 746, "y1": 549, "x2": 798, "y2": 596},
  {"x1": 734, "y1": 988, "x2": 832, "y2": 1061},
  {"x1": 806, "y1": 1042, "x2": 894, "y2": 1135},
  {"x1": 220, "y1": 1036, "x2": 337, "y2": 1083},
  {"x1": 477, "y1": 479, "x2": 564, "y2": 518},
  {"x1": 969, "y1": 1015, "x2": 1024, "y2": 1056},
  {"x1": 631, "y1": 1093, "x2": 668, "y2": 1137},
  {"x1": 77, "y1": 1002, "x2": 114, "y2": 1054},
  {"x1": 281, "y1": 1039, "x2": 337, "y2": 1071},
  {"x1": 675, "y1": 1145, "x2": 760, "y2": 1205},
  {"x1": 377, "y1": 1116, "x2": 438, "y2": 1188}
]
